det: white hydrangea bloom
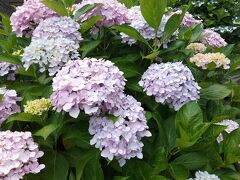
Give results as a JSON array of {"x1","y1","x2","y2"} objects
[
  {"x1": 188, "y1": 171, "x2": 220, "y2": 180},
  {"x1": 139, "y1": 62, "x2": 200, "y2": 110},
  {"x1": 215, "y1": 119, "x2": 239, "y2": 143},
  {"x1": 0, "y1": 62, "x2": 19, "y2": 80},
  {"x1": 22, "y1": 37, "x2": 79, "y2": 76}
]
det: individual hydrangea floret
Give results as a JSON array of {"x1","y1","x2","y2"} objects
[
  {"x1": 0, "y1": 62, "x2": 19, "y2": 80},
  {"x1": 51, "y1": 58, "x2": 126, "y2": 118},
  {"x1": 181, "y1": 12, "x2": 202, "y2": 28},
  {"x1": 190, "y1": 53, "x2": 230, "y2": 69},
  {"x1": 24, "y1": 98, "x2": 51, "y2": 116},
  {"x1": 0, "y1": 130, "x2": 45, "y2": 179},
  {"x1": 200, "y1": 29, "x2": 227, "y2": 48},
  {"x1": 0, "y1": 88, "x2": 21, "y2": 125},
  {"x1": 215, "y1": 119, "x2": 239, "y2": 143},
  {"x1": 120, "y1": 6, "x2": 175, "y2": 45},
  {"x1": 186, "y1": 43, "x2": 207, "y2": 53},
  {"x1": 139, "y1": 62, "x2": 200, "y2": 110},
  {"x1": 10, "y1": 0, "x2": 57, "y2": 37},
  {"x1": 32, "y1": 16, "x2": 82, "y2": 43},
  {"x1": 73, "y1": 0, "x2": 129, "y2": 29},
  {"x1": 89, "y1": 95, "x2": 151, "y2": 166},
  {"x1": 188, "y1": 171, "x2": 220, "y2": 180},
  {"x1": 22, "y1": 37, "x2": 79, "y2": 76}
]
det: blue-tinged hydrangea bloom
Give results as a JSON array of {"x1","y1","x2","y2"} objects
[
  {"x1": 51, "y1": 58, "x2": 126, "y2": 118},
  {"x1": 139, "y1": 62, "x2": 200, "y2": 110},
  {"x1": 89, "y1": 95, "x2": 151, "y2": 166},
  {"x1": 32, "y1": 16, "x2": 82, "y2": 43},
  {"x1": 0, "y1": 62, "x2": 19, "y2": 80},
  {"x1": 0, "y1": 88, "x2": 21, "y2": 125}
]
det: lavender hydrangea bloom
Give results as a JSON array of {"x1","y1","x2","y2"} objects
[
  {"x1": 89, "y1": 95, "x2": 151, "y2": 166},
  {"x1": 181, "y1": 12, "x2": 202, "y2": 28},
  {"x1": 22, "y1": 37, "x2": 79, "y2": 76},
  {"x1": 0, "y1": 131, "x2": 45, "y2": 179},
  {"x1": 73, "y1": 0, "x2": 130, "y2": 28},
  {"x1": 188, "y1": 171, "x2": 220, "y2": 180},
  {"x1": 0, "y1": 62, "x2": 19, "y2": 80},
  {"x1": 120, "y1": 6, "x2": 175, "y2": 45},
  {"x1": 215, "y1": 119, "x2": 239, "y2": 143},
  {"x1": 200, "y1": 29, "x2": 227, "y2": 48},
  {"x1": 139, "y1": 62, "x2": 200, "y2": 110},
  {"x1": 51, "y1": 58, "x2": 126, "y2": 118},
  {"x1": 0, "y1": 88, "x2": 21, "y2": 125},
  {"x1": 32, "y1": 16, "x2": 82, "y2": 43},
  {"x1": 10, "y1": 0, "x2": 57, "y2": 37}
]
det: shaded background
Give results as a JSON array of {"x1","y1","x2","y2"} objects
[{"x1": 0, "y1": 0, "x2": 23, "y2": 15}]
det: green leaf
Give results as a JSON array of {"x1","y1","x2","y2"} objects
[
  {"x1": 115, "y1": 62, "x2": 141, "y2": 78},
  {"x1": 41, "y1": 152, "x2": 69, "y2": 180},
  {"x1": 34, "y1": 123, "x2": 59, "y2": 140},
  {"x1": 142, "y1": 50, "x2": 160, "y2": 60},
  {"x1": 118, "y1": 0, "x2": 139, "y2": 8},
  {"x1": 172, "y1": 152, "x2": 207, "y2": 170},
  {"x1": 61, "y1": 0, "x2": 75, "y2": 7},
  {"x1": 0, "y1": 54, "x2": 21, "y2": 64},
  {"x1": 140, "y1": 0, "x2": 167, "y2": 30},
  {"x1": 114, "y1": 177, "x2": 129, "y2": 180},
  {"x1": 0, "y1": 94, "x2": 4, "y2": 102},
  {"x1": 80, "y1": 40, "x2": 101, "y2": 57},
  {"x1": 76, "y1": 150, "x2": 98, "y2": 180},
  {"x1": 150, "y1": 147, "x2": 168, "y2": 174},
  {"x1": 0, "y1": 13, "x2": 12, "y2": 34},
  {"x1": 112, "y1": 25, "x2": 151, "y2": 47},
  {"x1": 175, "y1": 102, "x2": 209, "y2": 148},
  {"x1": 200, "y1": 84, "x2": 231, "y2": 100},
  {"x1": 161, "y1": 5, "x2": 188, "y2": 42},
  {"x1": 169, "y1": 163, "x2": 189, "y2": 180},
  {"x1": 42, "y1": 0, "x2": 68, "y2": 16},
  {"x1": 190, "y1": 24, "x2": 203, "y2": 42},
  {"x1": 17, "y1": 66, "x2": 36, "y2": 77},
  {"x1": 7, "y1": 113, "x2": 42, "y2": 123},
  {"x1": 223, "y1": 129, "x2": 240, "y2": 164},
  {"x1": 74, "y1": 3, "x2": 101, "y2": 20},
  {"x1": 80, "y1": 15, "x2": 104, "y2": 34}
]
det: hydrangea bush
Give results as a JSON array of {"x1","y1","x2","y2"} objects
[{"x1": 0, "y1": 0, "x2": 240, "y2": 179}]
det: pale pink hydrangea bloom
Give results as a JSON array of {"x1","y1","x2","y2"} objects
[
  {"x1": 89, "y1": 95, "x2": 151, "y2": 166},
  {"x1": 10, "y1": 0, "x2": 57, "y2": 37},
  {"x1": 0, "y1": 88, "x2": 21, "y2": 125},
  {"x1": 51, "y1": 58, "x2": 126, "y2": 118},
  {"x1": 0, "y1": 131, "x2": 45, "y2": 179},
  {"x1": 182, "y1": 12, "x2": 202, "y2": 28},
  {"x1": 73, "y1": 0, "x2": 130, "y2": 29},
  {"x1": 215, "y1": 119, "x2": 239, "y2": 143},
  {"x1": 139, "y1": 62, "x2": 200, "y2": 110},
  {"x1": 200, "y1": 29, "x2": 227, "y2": 48}
]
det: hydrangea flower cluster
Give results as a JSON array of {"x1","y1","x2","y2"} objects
[
  {"x1": 73, "y1": 0, "x2": 129, "y2": 28},
  {"x1": 200, "y1": 29, "x2": 227, "y2": 48},
  {"x1": 10, "y1": 0, "x2": 57, "y2": 37},
  {"x1": 188, "y1": 171, "x2": 220, "y2": 180},
  {"x1": 186, "y1": 43, "x2": 207, "y2": 53},
  {"x1": 51, "y1": 58, "x2": 126, "y2": 118},
  {"x1": 120, "y1": 6, "x2": 174, "y2": 45},
  {"x1": 32, "y1": 16, "x2": 82, "y2": 43},
  {"x1": 0, "y1": 88, "x2": 21, "y2": 125},
  {"x1": 190, "y1": 53, "x2": 230, "y2": 69},
  {"x1": 22, "y1": 37, "x2": 79, "y2": 76},
  {"x1": 89, "y1": 95, "x2": 151, "y2": 166},
  {"x1": 182, "y1": 12, "x2": 202, "y2": 28},
  {"x1": 24, "y1": 98, "x2": 52, "y2": 116},
  {"x1": 215, "y1": 119, "x2": 239, "y2": 143},
  {"x1": 0, "y1": 131, "x2": 45, "y2": 179},
  {"x1": 22, "y1": 16, "x2": 82, "y2": 76},
  {"x1": 139, "y1": 62, "x2": 200, "y2": 110},
  {"x1": 0, "y1": 62, "x2": 19, "y2": 80}
]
